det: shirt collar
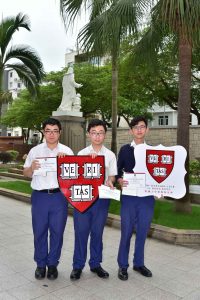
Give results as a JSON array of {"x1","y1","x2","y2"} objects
[
  {"x1": 131, "y1": 140, "x2": 146, "y2": 147},
  {"x1": 88, "y1": 144, "x2": 105, "y2": 154},
  {"x1": 44, "y1": 141, "x2": 59, "y2": 151}
]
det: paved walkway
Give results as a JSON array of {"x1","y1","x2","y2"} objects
[{"x1": 0, "y1": 196, "x2": 200, "y2": 300}]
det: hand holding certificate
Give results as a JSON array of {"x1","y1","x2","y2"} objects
[
  {"x1": 33, "y1": 157, "x2": 57, "y2": 176},
  {"x1": 98, "y1": 185, "x2": 121, "y2": 201},
  {"x1": 122, "y1": 172, "x2": 146, "y2": 196}
]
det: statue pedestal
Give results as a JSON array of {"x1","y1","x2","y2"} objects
[
  {"x1": 52, "y1": 110, "x2": 83, "y2": 117},
  {"x1": 52, "y1": 113, "x2": 86, "y2": 154}
]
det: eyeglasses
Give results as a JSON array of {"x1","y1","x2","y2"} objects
[
  {"x1": 89, "y1": 132, "x2": 105, "y2": 137},
  {"x1": 44, "y1": 130, "x2": 60, "y2": 135},
  {"x1": 132, "y1": 125, "x2": 146, "y2": 131}
]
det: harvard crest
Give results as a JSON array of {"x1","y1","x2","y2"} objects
[
  {"x1": 57, "y1": 155, "x2": 105, "y2": 212},
  {"x1": 146, "y1": 149, "x2": 174, "y2": 183}
]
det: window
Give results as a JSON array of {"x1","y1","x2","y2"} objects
[
  {"x1": 17, "y1": 83, "x2": 21, "y2": 88},
  {"x1": 189, "y1": 114, "x2": 192, "y2": 125},
  {"x1": 10, "y1": 72, "x2": 13, "y2": 78},
  {"x1": 9, "y1": 82, "x2": 13, "y2": 88},
  {"x1": 7, "y1": 133, "x2": 11, "y2": 137},
  {"x1": 158, "y1": 115, "x2": 169, "y2": 126}
]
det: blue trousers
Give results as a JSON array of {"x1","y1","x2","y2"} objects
[
  {"x1": 31, "y1": 190, "x2": 68, "y2": 267},
  {"x1": 117, "y1": 195, "x2": 155, "y2": 269},
  {"x1": 73, "y1": 198, "x2": 110, "y2": 269}
]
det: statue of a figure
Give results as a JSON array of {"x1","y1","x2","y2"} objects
[
  {"x1": 58, "y1": 66, "x2": 82, "y2": 111},
  {"x1": 72, "y1": 93, "x2": 81, "y2": 112}
]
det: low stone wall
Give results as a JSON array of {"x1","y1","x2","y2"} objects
[{"x1": 100, "y1": 126, "x2": 200, "y2": 160}]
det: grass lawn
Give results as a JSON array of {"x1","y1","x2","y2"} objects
[
  {"x1": 0, "y1": 180, "x2": 32, "y2": 194},
  {"x1": 0, "y1": 180, "x2": 199, "y2": 230},
  {"x1": 109, "y1": 198, "x2": 200, "y2": 230}
]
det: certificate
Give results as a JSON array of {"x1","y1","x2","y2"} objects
[
  {"x1": 122, "y1": 172, "x2": 146, "y2": 196},
  {"x1": 98, "y1": 185, "x2": 121, "y2": 201},
  {"x1": 33, "y1": 157, "x2": 57, "y2": 176}
]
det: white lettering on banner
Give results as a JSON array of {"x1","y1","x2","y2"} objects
[
  {"x1": 60, "y1": 163, "x2": 79, "y2": 179},
  {"x1": 70, "y1": 185, "x2": 94, "y2": 201}
]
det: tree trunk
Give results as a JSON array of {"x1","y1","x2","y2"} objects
[
  {"x1": 175, "y1": 35, "x2": 192, "y2": 213},
  {"x1": 111, "y1": 55, "x2": 118, "y2": 155},
  {"x1": 0, "y1": 69, "x2": 6, "y2": 136}
]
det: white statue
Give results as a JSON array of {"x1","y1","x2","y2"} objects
[
  {"x1": 58, "y1": 66, "x2": 82, "y2": 111},
  {"x1": 72, "y1": 93, "x2": 81, "y2": 112}
]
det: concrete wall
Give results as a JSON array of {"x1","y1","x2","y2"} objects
[{"x1": 95, "y1": 126, "x2": 200, "y2": 160}]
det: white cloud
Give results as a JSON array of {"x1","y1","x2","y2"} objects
[{"x1": 1, "y1": 0, "x2": 84, "y2": 72}]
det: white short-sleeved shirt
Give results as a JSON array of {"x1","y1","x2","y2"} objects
[
  {"x1": 78, "y1": 145, "x2": 117, "y2": 182},
  {"x1": 24, "y1": 142, "x2": 73, "y2": 190}
]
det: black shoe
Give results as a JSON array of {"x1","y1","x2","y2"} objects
[
  {"x1": 133, "y1": 266, "x2": 152, "y2": 277},
  {"x1": 90, "y1": 266, "x2": 109, "y2": 278},
  {"x1": 70, "y1": 269, "x2": 82, "y2": 280},
  {"x1": 35, "y1": 267, "x2": 46, "y2": 279},
  {"x1": 47, "y1": 266, "x2": 58, "y2": 280},
  {"x1": 118, "y1": 268, "x2": 128, "y2": 281}
]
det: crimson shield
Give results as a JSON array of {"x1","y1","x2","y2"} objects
[
  {"x1": 57, "y1": 155, "x2": 105, "y2": 213},
  {"x1": 146, "y1": 149, "x2": 174, "y2": 183}
]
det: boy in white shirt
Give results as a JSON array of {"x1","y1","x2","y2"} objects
[
  {"x1": 70, "y1": 119, "x2": 117, "y2": 280},
  {"x1": 24, "y1": 118, "x2": 73, "y2": 280}
]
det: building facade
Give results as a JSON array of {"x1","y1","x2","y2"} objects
[
  {"x1": 148, "y1": 103, "x2": 198, "y2": 127},
  {"x1": 2, "y1": 69, "x2": 39, "y2": 143},
  {"x1": 1, "y1": 69, "x2": 25, "y2": 136}
]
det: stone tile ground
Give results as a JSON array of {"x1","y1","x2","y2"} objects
[{"x1": 0, "y1": 196, "x2": 199, "y2": 300}]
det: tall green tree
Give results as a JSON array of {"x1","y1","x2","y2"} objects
[
  {"x1": 0, "y1": 13, "x2": 45, "y2": 110},
  {"x1": 60, "y1": 0, "x2": 146, "y2": 154},
  {"x1": 1, "y1": 71, "x2": 63, "y2": 141},
  {"x1": 132, "y1": 0, "x2": 200, "y2": 213}
]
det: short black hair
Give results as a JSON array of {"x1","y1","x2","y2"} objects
[
  {"x1": 87, "y1": 119, "x2": 107, "y2": 132},
  {"x1": 42, "y1": 118, "x2": 62, "y2": 131},
  {"x1": 129, "y1": 116, "x2": 148, "y2": 128}
]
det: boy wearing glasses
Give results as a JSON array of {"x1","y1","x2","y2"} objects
[
  {"x1": 70, "y1": 119, "x2": 117, "y2": 280},
  {"x1": 117, "y1": 116, "x2": 155, "y2": 281},
  {"x1": 23, "y1": 118, "x2": 73, "y2": 280}
]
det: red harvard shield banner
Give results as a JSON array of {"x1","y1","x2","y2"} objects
[
  {"x1": 57, "y1": 155, "x2": 105, "y2": 213},
  {"x1": 146, "y1": 149, "x2": 174, "y2": 183}
]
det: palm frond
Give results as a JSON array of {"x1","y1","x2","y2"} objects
[
  {"x1": 131, "y1": 21, "x2": 171, "y2": 68},
  {"x1": 0, "y1": 13, "x2": 30, "y2": 59},
  {"x1": 90, "y1": 0, "x2": 113, "y2": 20},
  {"x1": 60, "y1": 0, "x2": 86, "y2": 29},
  {"x1": 153, "y1": 0, "x2": 200, "y2": 44},
  {"x1": 4, "y1": 45, "x2": 45, "y2": 81},
  {"x1": 78, "y1": 1, "x2": 144, "y2": 57},
  {"x1": 6, "y1": 63, "x2": 40, "y2": 97}
]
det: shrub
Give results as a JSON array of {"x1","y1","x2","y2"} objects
[
  {"x1": 0, "y1": 152, "x2": 12, "y2": 164},
  {"x1": 6, "y1": 150, "x2": 19, "y2": 161},
  {"x1": 189, "y1": 160, "x2": 200, "y2": 184}
]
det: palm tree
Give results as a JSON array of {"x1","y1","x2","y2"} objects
[
  {"x1": 133, "y1": 0, "x2": 200, "y2": 213},
  {"x1": 0, "y1": 13, "x2": 45, "y2": 113},
  {"x1": 60, "y1": 0, "x2": 148, "y2": 155}
]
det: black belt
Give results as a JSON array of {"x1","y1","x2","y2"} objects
[{"x1": 36, "y1": 188, "x2": 60, "y2": 194}]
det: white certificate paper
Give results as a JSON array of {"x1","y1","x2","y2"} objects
[
  {"x1": 33, "y1": 157, "x2": 57, "y2": 176},
  {"x1": 98, "y1": 185, "x2": 121, "y2": 201},
  {"x1": 122, "y1": 172, "x2": 146, "y2": 196}
]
